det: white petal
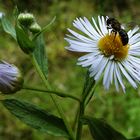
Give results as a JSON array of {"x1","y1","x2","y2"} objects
[
  {"x1": 73, "y1": 18, "x2": 97, "y2": 40},
  {"x1": 103, "y1": 61, "x2": 112, "y2": 90},
  {"x1": 90, "y1": 57, "x2": 108, "y2": 81},
  {"x1": 89, "y1": 55, "x2": 104, "y2": 72},
  {"x1": 68, "y1": 29, "x2": 94, "y2": 43},
  {"x1": 122, "y1": 60, "x2": 140, "y2": 82},
  {"x1": 110, "y1": 61, "x2": 115, "y2": 84},
  {"x1": 114, "y1": 68, "x2": 119, "y2": 92},
  {"x1": 77, "y1": 56, "x2": 96, "y2": 67},
  {"x1": 115, "y1": 63, "x2": 125, "y2": 92},
  {"x1": 128, "y1": 56, "x2": 140, "y2": 66},
  {"x1": 129, "y1": 41, "x2": 140, "y2": 50},
  {"x1": 79, "y1": 18, "x2": 100, "y2": 40},
  {"x1": 65, "y1": 45, "x2": 95, "y2": 52},
  {"x1": 101, "y1": 16, "x2": 108, "y2": 35},
  {"x1": 128, "y1": 50, "x2": 140, "y2": 56},
  {"x1": 98, "y1": 16, "x2": 105, "y2": 35},
  {"x1": 128, "y1": 26, "x2": 139, "y2": 38},
  {"x1": 118, "y1": 62, "x2": 137, "y2": 88},
  {"x1": 83, "y1": 17, "x2": 101, "y2": 39},
  {"x1": 92, "y1": 17, "x2": 104, "y2": 37},
  {"x1": 65, "y1": 37, "x2": 97, "y2": 48},
  {"x1": 78, "y1": 52, "x2": 98, "y2": 61},
  {"x1": 129, "y1": 33, "x2": 140, "y2": 44}
]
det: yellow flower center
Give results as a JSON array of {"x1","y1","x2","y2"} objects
[{"x1": 98, "y1": 33, "x2": 129, "y2": 61}]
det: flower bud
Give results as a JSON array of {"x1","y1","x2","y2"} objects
[
  {"x1": 0, "y1": 61, "x2": 24, "y2": 94},
  {"x1": 29, "y1": 22, "x2": 41, "y2": 33},
  {"x1": 17, "y1": 13, "x2": 35, "y2": 27}
]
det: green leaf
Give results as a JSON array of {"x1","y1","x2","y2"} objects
[
  {"x1": 84, "y1": 87, "x2": 95, "y2": 106},
  {"x1": 33, "y1": 34, "x2": 48, "y2": 79},
  {"x1": 2, "y1": 99, "x2": 69, "y2": 137},
  {"x1": 13, "y1": 6, "x2": 19, "y2": 19},
  {"x1": 15, "y1": 22, "x2": 35, "y2": 54},
  {"x1": 129, "y1": 137, "x2": 140, "y2": 140},
  {"x1": 82, "y1": 116, "x2": 127, "y2": 140},
  {"x1": 31, "y1": 17, "x2": 55, "y2": 79},
  {"x1": 33, "y1": 16, "x2": 56, "y2": 40},
  {"x1": 1, "y1": 16, "x2": 16, "y2": 40},
  {"x1": 82, "y1": 71, "x2": 95, "y2": 104},
  {"x1": 82, "y1": 71, "x2": 95, "y2": 95}
]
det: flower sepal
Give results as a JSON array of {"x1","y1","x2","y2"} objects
[{"x1": 15, "y1": 22, "x2": 35, "y2": 54}]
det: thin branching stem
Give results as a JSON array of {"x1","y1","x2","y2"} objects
[{"x1": 22, "y1": 86, "x2": 81, "y2": 102}]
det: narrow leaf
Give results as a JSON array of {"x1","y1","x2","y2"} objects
[
  {"x1": 15, "y1": 23, "x2": 35, "y2": 54},
  {"x1": 31, "y1": 17, "x2": 55, "y2": 78},
  {"x1": 33, "y1": 34, "x2": 48, "y2": 79},
  {"x1": 13, "y1": 6, "x2": 19, "y2": 19},
  {"x1": 82, "y1": 116, "x2": 127, "y2": 140},
  {"x1": 33, "y1": 16, "x2": 56, "y2": 40},
  {"x1": 2, "y1": 99, "x2": 69, "y2": 137},
  {"x1": 82, "y1": 71, "x2": 95, "y2": 104},
  {"x1": 1, "y1": 16, "x2": 16, "y2": 40},
  {"x1": 84, "y1": 88, "x2": 95, "y2": 106}
]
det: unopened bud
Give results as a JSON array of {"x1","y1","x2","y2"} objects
[
  {"x1": 0, "y1": 61, "x2": 24, "y2": 94},
  {"x1": 18, "y1": 13, "x2": 35, "y2": 27},
  {"x1": 29, "y1": 22, "x2": 41, "y2": 33}
]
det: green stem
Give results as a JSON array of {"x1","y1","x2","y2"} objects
[
  {"x1": 76, "y1": 100, "x2": 84, "y2": 140},
  {"x1": 84, "y1": 83, "x2": 97, "y2": 108},
  {"x1": 22, "y1": 86, "x2": 81, "y2": 102},
  {"x1": 72, "y1": 105, "x2": 80, "y2": 130},
  {"x1": 30, "y1": 53, "x2": 75, "y2": 140},
  {"x1": 76, "y1": 73, "x2": 96, "y2": 140}
]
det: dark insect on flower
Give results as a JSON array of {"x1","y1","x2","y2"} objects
[{"x1": 106, "y1": 17, "x2": 129, "y2": 46}]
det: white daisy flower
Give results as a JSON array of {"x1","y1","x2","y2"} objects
[{"x1": 65, "y1": 16, "x2": 140, "y2": 92}]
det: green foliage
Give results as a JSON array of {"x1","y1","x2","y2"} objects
[
  {"x1": 15, "y1": 22, "x2": 35, "y2": 54},
  {"x1": 31, "y1": 17, "x2": 56, "y2": 80},
  {"x1": 1, "y1": 1, "x2": 140, "y2": 140},
  {"x1": 82, "y1": 71, "x2": 95, "y2": 106},
  {"x1": 1, "y1": 16, "x2": 16, "y2": 40},
  {"x1": 82, "y1": 116, "x2": 127, "y2": 140},
  {"x1": 32, "y1": 16, "x2": 56, "y2": 40},
  {"x1": 1, "y1": 99, "x2": 69, "y2": 137},
  {"x1": 33, "y1": 34, "x2": 48, "y2": 79}
]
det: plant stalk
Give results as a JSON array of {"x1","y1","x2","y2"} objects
[
  {"x1": 30, "y1": 53, "x2": 75, "y2": 140},
  {"x1": 22, "y1": 86, "x2": 81, "y2": 102}
]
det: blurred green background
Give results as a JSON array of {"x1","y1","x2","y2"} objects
[{"x1": 1, "y1": 0, "x2": 140, "y2": 140}]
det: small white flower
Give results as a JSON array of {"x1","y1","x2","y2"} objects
[
  {"x1": 0, "y1": 61, "x2": 24, "y2": 94},
  {"x1": 0, "y1": 12, "x2": 4, "y2": 19},
  {"x1": 65, "y1": 16, "x2": 140, "y2": 92}
]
